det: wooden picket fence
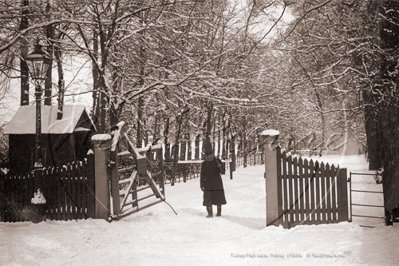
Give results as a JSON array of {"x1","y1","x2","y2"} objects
[
  {"x1": 235, "y1": 151, "x2": 263, "y2": 168},
  {"x1": 163, "y1": 162, "x2": 201, "y2": 184},
  {"x1": 277, "y1": 147, "x2": 349, "y2": 228},
  {"x1": 0, "y1": 155, "x2": 96, "y2": 222}
]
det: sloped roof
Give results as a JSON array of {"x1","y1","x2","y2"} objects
[{"x1": 4, "y1": 104, "x2": 95, "y2": 134}]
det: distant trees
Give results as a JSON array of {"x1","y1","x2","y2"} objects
[{"x1": 272, "y1": 0, "x2": 374, "y2": 153}]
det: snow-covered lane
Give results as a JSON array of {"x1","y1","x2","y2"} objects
[{"x1": 1, "y1": 155, "x2": 398, "y2": 266}]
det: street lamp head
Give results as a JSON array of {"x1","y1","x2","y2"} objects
[{"x1": 25, "y1": 43, "x2": 51, "y2": 85}]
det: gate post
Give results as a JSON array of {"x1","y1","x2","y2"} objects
[
  {"x1": 110, "y1": 143, "x2": 120, "y2": 217},
  {"x1": 92, "y1": 134, "x2": 111, "y2": 220},
  {"x1": 337, "y1": 168, "x2": 349, "y2": 222},
  {"x1": 262, "y1": 129, "x2": 281, "y2": 227}
]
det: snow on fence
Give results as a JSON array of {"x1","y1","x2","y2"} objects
[
  {"x1": 277, "y1": 147, "x2": 349, "y2": 228},
  {"x1": 0, "y1": 155, "x2": 96, "y2": 222}
]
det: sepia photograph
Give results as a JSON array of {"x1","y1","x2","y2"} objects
[{"x1": 0, "y1": 0, "x2": 398, "y2": 265}]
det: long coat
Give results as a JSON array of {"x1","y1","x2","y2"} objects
[{"x1": 200, "y1": 156, "x2": 227, "y2": 206}]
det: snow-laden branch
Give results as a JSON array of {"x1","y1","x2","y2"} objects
[
  {"x1": 121, "y1": 47, "x2": 236, "y2": 103},
  {"x1": 281, "y1": 0, "x2": 335, "y2": 42},
  {"x1": 313, "y1": 67, "x2": 367, "y2": 87},
  {"x1": 0, "y1": 19, "x2": 108, "y2": 55},
  {"x1": 179, "y1": 86, "x2": 252, "y2": 103}
]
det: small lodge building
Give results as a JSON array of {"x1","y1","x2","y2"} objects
[{"x1": 4, "y1": 104, "x2": 96, "y2": 175}]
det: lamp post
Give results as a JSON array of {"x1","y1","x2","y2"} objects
[{"x1": 25, "y1": 43, "x2": 51, "y2": 169}]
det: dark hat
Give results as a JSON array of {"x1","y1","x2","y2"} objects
[{"x1": 203, "y1": 138, "x2": 213, "y2": 156}]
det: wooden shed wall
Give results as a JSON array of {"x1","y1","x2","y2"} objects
[{"x1": 9, "y1": 133, "x2": 92, "y2": 175}]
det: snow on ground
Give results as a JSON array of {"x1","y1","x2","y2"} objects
[{"x1": 1, "y1": 155, "x2": 398, "y2": 266}]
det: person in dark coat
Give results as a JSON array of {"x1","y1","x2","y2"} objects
[{"x1": 200, "y1": 138, "x2": 226, "y2": 218}]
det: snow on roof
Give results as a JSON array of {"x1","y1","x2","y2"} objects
[
  {"x1": 4, "y1": 104, "x2": 92, "y2": 134},
  {"x1": 261, "y1": 129, "x2": 280, "y2": 136}
]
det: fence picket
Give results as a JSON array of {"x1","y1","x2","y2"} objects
[
  {"x1": 309, "y1": 160, "x2": 314, "y2": 222},
  {"x1": 287, "y1": 155, "x2": 293, "y2": 226},
  {"x1": 293, "y1": 157, "x2": 299, "y2": 225},
  {"x1": 73, "y1": 163, "x2": 79, "y2": 220},
  {"x1": 5, "y1": 176, "x2": 10, "y2": 222},
  {"x1": 276, "y1": 147, "x2": 283, "y2": 226},
  {"x1": 40, "y1": 169, "x2": 47, "y2": 220},
  {"x1": 298, "y1": 159, "x2": 308, "y2": 223},
  {"x1": 13, "y1": 176, "x2": 19, "y2": 222},
  {"x1": 64, "y1": 164, "x2": 70, "y2": 220},
  {"x1": 47, "y1": 167, "x2": 54, "y2": 220},
  {"x1": 74, "y1": 163, "x2": 80, "y2": 219},
  {"x1": 23, "y1": 174, "x2": 30, "y2": 221},
  {"x1": 68, "y1": 164, "x2": 74, "y2": 220},
  {"x1": 325, "y1": 163, "x2": 332, "y2": 222},
  {"x1": 26, "y1": 174, "x2": 33, "y2": 221},
  {"x1": 55, "y1": 167, "x2": 63, "y2": 221},
  {"x1": 302, "y1": 159, "x2": 309, "y2": 222},
  {"x1": 310, "y1": 161, "x2": 319, "y2": 222},
  {"x1": 73, "y1": 164, "x2": 79, "y2": 219},
  {"x1": 12, "y1": 176, "x2": 18, "y2": 222},
  {"x1": 15, "y1": 176, "x2": 22, "y2": 222},
  {"x1": 72, "y1": 163, "x2": 77, "y2": 220},
  {"x1": 24, "y1": 174, "x2": 30, "y2": 221},
  {"x1": 11, "y1": 175, "x2": 16, "y2": 222},
  {"x1": 303, "y1": 160, "x2": 312, "y2": 222},
  {"x1": 282, "y1": 151, "x2": 288, "y2": 225},
  {"x1": 322, "y1": 162, "x2": 328, "y2": 222},
  {"x1": 82, "y1": 160, "x2": 88, "y2": 219},
  {"x1": 306, "y1": 160, "x2": 314, "y2": 222},
  {"x1": 331, "y1": 165, "x2": 337, "y2": 221},
  {"x1": 60, "y1": 166, "x2": 67, "y2": 221},
  {"x1": 315, "y1": 162, "x2": 322, "y2": 223},
  {"x1": 77, "y1": 162, "x2": 83, "y2": 219},
  {"x1": 4, "y1": 176, "x2": 10, "y2": 222}
]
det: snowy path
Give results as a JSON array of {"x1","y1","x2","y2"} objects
[{"x1": 1, "y1": 155, "x2": 398, "y2": 266}]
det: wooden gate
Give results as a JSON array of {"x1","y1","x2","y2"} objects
[
  {"x1": 109, "y1": 122, "x2": 165, "y2": 219},
  {"x1": 277, "y1": 147, "x2": 349, "y2": 228}
]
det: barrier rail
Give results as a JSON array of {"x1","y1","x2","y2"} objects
[{"x1": 349, "y1": 172, "x2": 384, "y2": 228}]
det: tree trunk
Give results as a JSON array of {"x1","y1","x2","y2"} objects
[
  {"x1": 171, "y1": 115, "x2": 184, "y2": 186},
  {"x1": 164, "y1": 117, "x2": 171, "y2": 161},
  {"x1": 137, "y1": 97, "x2": 144, "y2": 148},
  {"x1": 222, "y1": 112, "x2": 227, "y2": 159},
  {"x1": 154, "y1": 114, "x2": 159, "y2": 143},
  {"x1": 44, "y1": 0, "x2": 53, "y2": 106},
  {"x1": 206, "y1": 102, "x2": 213, "y2": 140},
  {"x1": 20, "y1": 0, "x2": 29, "y2": 106},
  {"x1": 377, "y1": 0, "x2": 399, "y2": 222},
  {"x1": 91, "y1": 24, "x2": 101, "y2": 131},
  {"x1": 362, "y1": 90, "x2": 381, "y2": 170}
]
